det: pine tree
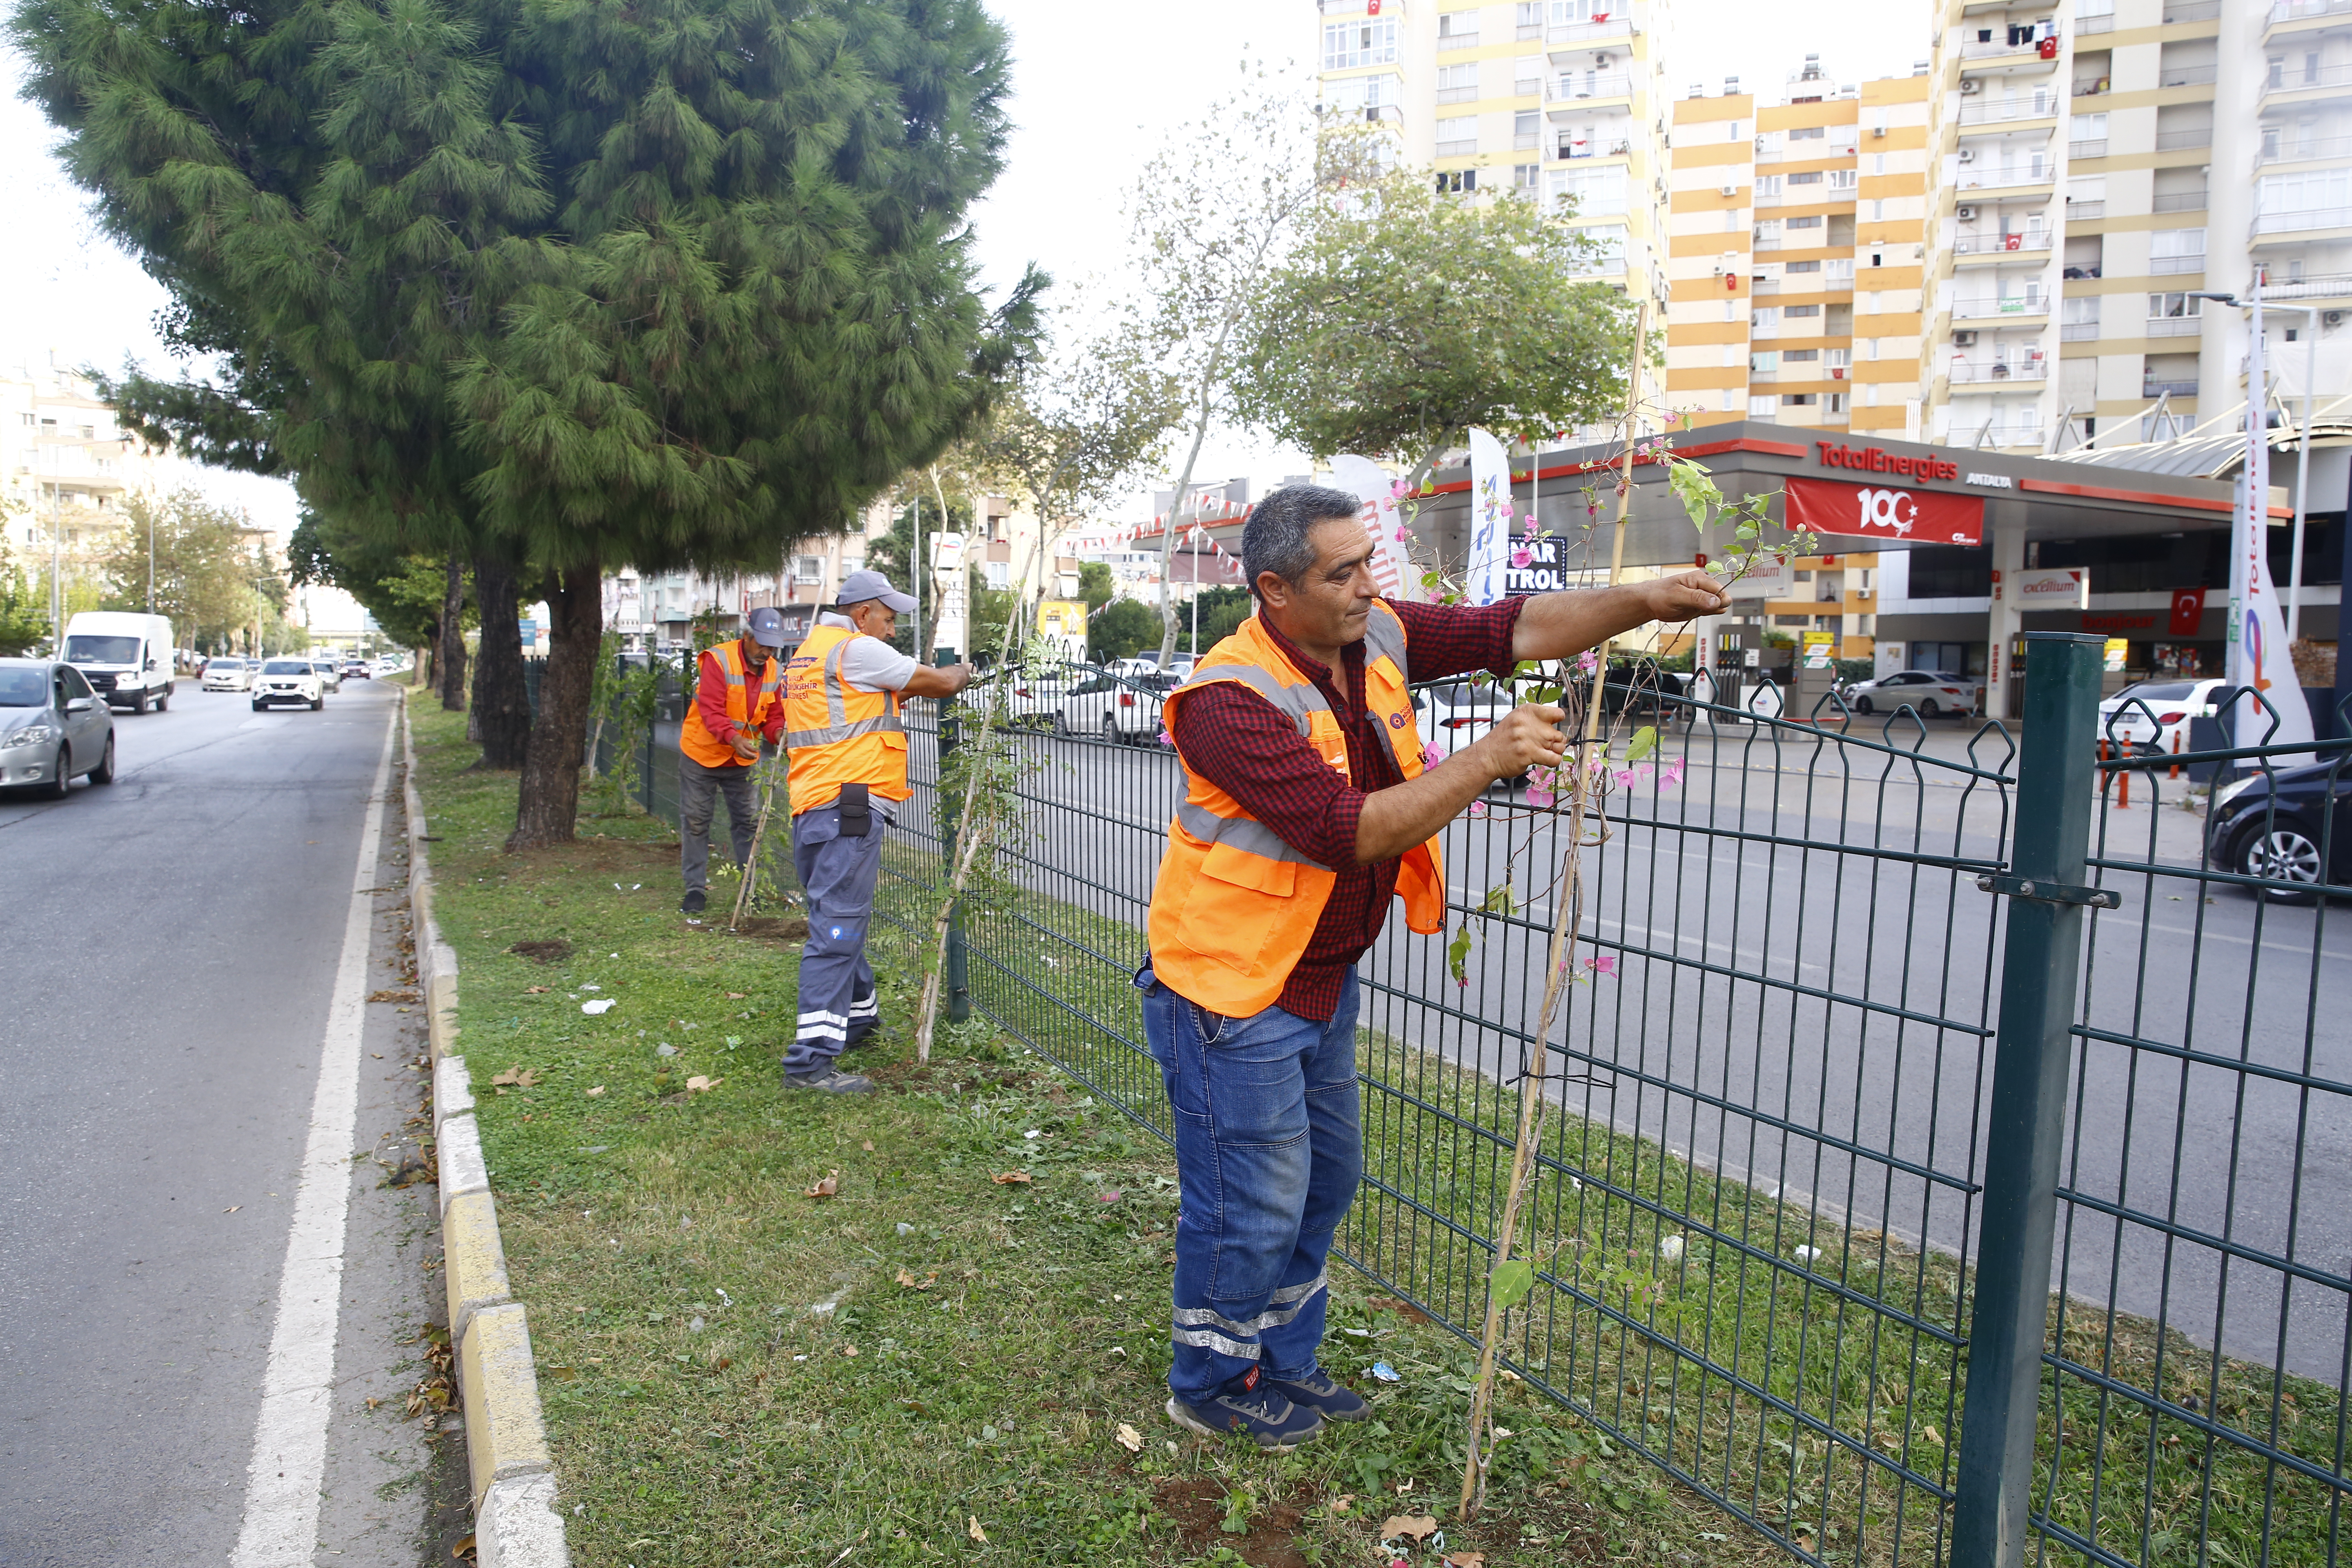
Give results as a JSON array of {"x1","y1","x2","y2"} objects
[{"x1": 19, "y1": 0, "x2": 1038, "y2": 845}]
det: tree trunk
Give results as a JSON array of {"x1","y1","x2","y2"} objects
[
  {"x1": 437, "y1": 549, "x2": 468, "y2": 712},
  {"x1": 470, "y1": 552, "x2": 530, "y2": 768},
  {"x1": 507, "y1": 563, "x2": 601, "y2": 851}
]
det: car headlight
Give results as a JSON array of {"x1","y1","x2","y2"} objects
[
  {"x1": 2212, "y1": 776, "x2": 2259, "y2": 810},
  {"x1": 2, "y1": 724, "x2": 58, "y2": 751}
]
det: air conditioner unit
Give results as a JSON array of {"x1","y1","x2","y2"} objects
[
  {"x1": 1595, "y1": 52, "x2": 1615, "y2": 66},
  {"x1": 2325, "y1": 310, "x2": 2345, "y2": 327},
  {"x1": 1872, "y1": 125, "x2": 1888, "y2": 137},
  {"x1": 1957, "y1": 205, "x2": 1977, "y2": 219},
  {"x1": 1721, "y1": 184, "x2": 1739, "y2": 197},
  {"x1": 1954, "y1": 330, "x2": 1979, "y2": 346},
  {"x1": 1960, "y1": 78, "x2": 1984, "y2": 95},
  {"x1": 1958, "y1": 148, "x2": 1977, "y2": 163}
]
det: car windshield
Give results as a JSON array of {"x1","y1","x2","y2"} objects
[
  {"x1": 263, "y1": 659, "x2": 310, "y2": 675},
  {"x1": 0, "y1": 668, "x2": 48, "y2": 706},
  {"x1": 2113, "y1": 680, "x2": 2197, "y2": 702},
  {"x1": 65, "y1": 634, "x2": 141, "y2": 664},
  {"x1": 210, "y1": 659, "x2": 243, "y2": 670}
]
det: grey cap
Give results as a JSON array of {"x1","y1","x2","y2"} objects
[
  {"x1": 745, "y1": 606, "x2": 791, "y2": 648},
  {"x1": 836, "y1": 568, "x2": 917, "y2": 614}
]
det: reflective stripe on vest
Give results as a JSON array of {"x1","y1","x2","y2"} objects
[
  {"x1": 784, "y1": 636, "x2": 909, "y2": 748},
  {"x1": 783, "y1": 624, "x2": 911, "y2": 814},
  {"x1": 678, "y1": 640, "x2": 782, "y2": 768}
]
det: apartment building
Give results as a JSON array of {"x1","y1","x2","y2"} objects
[
  {"x1": 1913, "y1": 0, "x2": 2348, "y2": 450},
  {"x1": 1315, "y1": 0, "x2": 1675, "y2": 397},
  {"x1": 0, "y1": 361, "x2": 175, "y2": 562},
  {"x1": 1665, "y1": 60, "x2": 1934, "y2": 437}
]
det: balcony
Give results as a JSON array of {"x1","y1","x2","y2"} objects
[
  {"x1": 1953, "y1": 233, "x2": 2055, "y2": 258},
  {"x1": 2061, "y1": 320, "x2": 2101, "y2": 339},
  {"x1": 1555, "y1": 137, "x2": 1633, "y2": 159},
  {"x1": 2158, "y1": 64, "x2": 2219, "y2": 87},
  {"x1": 2151, "y1": 189, "x2": 2209, "y2": 212},
  {"x1": 1960, "y1": 38, "x2": 2045, "y2": 64},
  {"x1": 2255, "y1": 205, "x2": 2352, "y2": 234},
  {"x1": 2147, "y1": 314, "x2": 2203, "y2": 335},
  {"x1": 2078, "y1": 11, "x2": 2114, "y2": 32},
  {"x1": 1953, "y1": 296, "x2": 2051, "y2": 320},
  {"x1": 2150, "y1": 253, "x2": 2207, "y2": 274},
  {"x1": 2260, "y1": 134, "x2": 2352, "y2": 165},
  {"x1": 2067, "y1": 199, "x2": 2106, "y2": 218},
  {"x1": 2263, "y1": 60, "x2": 2352, "y2": 100},
  {"x1": 1754, "y1": 234, "x2": 1783, "y2": 250},
  {"x1": 1949, "y1": 358, "x2": 2050, "y2": 383},
  {"x1": 1960, "y1": 98, "x2": 2059, "y2": 126},
  {"x1": 2261, "y1": 270, "x2": 2352, "y2": 299},
  {"x1": 2269, "y1": 0, "x2": 2352, "y2": 27},
  {"x1": 1437, "y1": 28, "x2": 1481, "y2": 52},
  {"x1": 1548, "y1": 17, "x2": 1637, "y2": 56},
  {"x1": 1957, "y1": 168, "x2": 2057, "y2": 195},
  {"x1": 1549, "y1": 73, "x2": 1633, "y2": 105},
  {"x1": 2153, "y1": 127, "x2": 2213, "y2": 150},
  {"x1": 2164, "y1": 0, "x2": 2222, "y2": 19},
  {"x1": 2142, "y1": 378, "x2": 2202, "y2": 397},
  {"x1": 2069, "y1": 139, "x2": 2108, "y2": 158}
]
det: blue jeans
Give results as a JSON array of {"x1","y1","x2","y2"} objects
[{"x1": 1141, "y1": 969, "x2": 1361, "y2": 1403}]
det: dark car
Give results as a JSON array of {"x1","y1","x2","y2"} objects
[
  {"x1": 0, "y1": 657, "x2": 117, "y2": 797},
  {"x1": 342, "y1": 660, "x2": 371, "y2": 680},
  {"x1": 2204, "y1": 757, "x2": 2352, "y2": 904}
]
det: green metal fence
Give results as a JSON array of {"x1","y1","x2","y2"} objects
[{"x1": 593, "y1": 638, "x2": 2349, "y2": 1568}]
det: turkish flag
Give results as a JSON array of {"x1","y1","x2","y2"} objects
[
  {"x1": 2167, "y1": 586, "x2": 2206, "y2": 636},
  {"x1": 1786, "y1": 475, "x2": 1984, "y2": 547}
]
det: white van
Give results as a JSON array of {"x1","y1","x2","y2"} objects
[{"x1": 63, "y1": 611, "x2": 177, "y2": 713}]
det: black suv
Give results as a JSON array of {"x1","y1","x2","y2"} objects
[{"x1": 2204, "y1": 756, "x2": 2352, "y2": 904}]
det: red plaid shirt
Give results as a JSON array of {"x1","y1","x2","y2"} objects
[{"x1": 1168, "y1": 597, "x2": 1528, "y2": 1021}]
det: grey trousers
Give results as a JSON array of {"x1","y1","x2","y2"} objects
[
  {"x1": 678, "y1": 753, "x2": 759, "y2": 895},
  {"x1": 782, "y1": 801, "x2": 887, "y2": 1076}
]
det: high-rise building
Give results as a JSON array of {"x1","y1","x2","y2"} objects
[
  {"x1": 1314, "y1": 0, "x2": 1675, "y2": 403},
  {"x1": 1914, "y1": 0, "x2": 2350, "y2": 452},
  {"x1": 1665, "y1": 60, "x2": 1933, "y2": 436}
]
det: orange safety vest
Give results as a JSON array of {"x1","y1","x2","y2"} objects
[
  {"x1": 679, "y1": 640, "x2": 783, "y2": 769},
  {"x1": 783, "y1": 623, "x2": 910, "y2": 814},
  {"x1": 1147, "y1": 602, "x2": 1445, "y2": 1016}
]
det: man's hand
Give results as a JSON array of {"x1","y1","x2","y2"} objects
[
  {"x1": 729, "y1": 730, "x2": 760, "y2": 763},
  {"x1": 898, "y1": 661, "x2": 977, "y2": 700},
  {"x1": 1470, "y1": 703, "x2": 1569, "y2": 783},
  {"x1": 940, "y1": 662, "x2": 975, "y2": 695},
  {"x1": 1643, "y1": 570, "x2": 1731, "y2": 621}
]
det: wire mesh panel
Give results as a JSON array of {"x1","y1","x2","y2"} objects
[{"x1": 2042, "y1": 703, "x2": 2352, "y2": 1568}]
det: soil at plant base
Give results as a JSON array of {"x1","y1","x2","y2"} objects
[
  {"x1": 1149, "y1": 1474, "x2": 1623, "y2": 1567},
  {"x1": 1152, "y1": 1479, "x2": 1311, "y2": 1568},
  {"x1": 507, "y1": 939, "x2": 573, "y2": 963},
  {"x1": 724, "y1": 915, "x2": 809, "y2": 942}
]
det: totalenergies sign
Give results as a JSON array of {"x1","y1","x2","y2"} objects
[{"x1": 1785, "y1": 475, "x2": 1984, "y2": 546}]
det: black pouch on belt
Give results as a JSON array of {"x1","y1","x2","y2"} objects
[{"x1": 837, "y1": 781, "x2": 872, "y2": 837}]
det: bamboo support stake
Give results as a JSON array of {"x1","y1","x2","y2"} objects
[
  {"x1": 729, "y1": 740, "x2": 789, "y2": 929},
  {"x1": 1457, "y1": 300, "x2": 1649, "y2": 1522}
]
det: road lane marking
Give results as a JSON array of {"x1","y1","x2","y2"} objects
[{"x1": 229, "y1": 709, "x2": 396, "y2": 1568}]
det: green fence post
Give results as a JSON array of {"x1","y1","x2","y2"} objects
[
  {"x1": 1952, "y1": 630, "x2": 2107, "y2": 1568},
  {"x1": 938, "y1": 706, "x2": 970, "y2": 1022}
]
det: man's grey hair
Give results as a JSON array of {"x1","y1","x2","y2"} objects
[{"x1": 1241, "y1": 483, "x2": 1365, "y2": 598}]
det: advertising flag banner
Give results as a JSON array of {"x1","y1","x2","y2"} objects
[
  {"x1": 2228, "y1": 300, "x2": 2313, "y2": 761},
  {"x1": 1785, "y1": 475, "x2": 1984, "y2": 546},
  {"x1": 1466, "y1": 428, "x2": 1512, "y2": 606},
  {"x1": 1329, "y1": 454, "x2": 1414, "y2": 600}
]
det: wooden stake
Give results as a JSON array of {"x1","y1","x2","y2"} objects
[{"x1": 1457, "y1": 300, "x2": 1649, "y2": 1522}]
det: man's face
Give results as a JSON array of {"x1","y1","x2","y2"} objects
[
  {"x1": 1258, "y1": 517, "x2": 1379, "y2": 648},
  {"x1": 847, "y1": 601, "x2": 898, "y2": 641}
]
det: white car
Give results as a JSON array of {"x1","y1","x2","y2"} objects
[
  {"x1": 310, "y1": 659, "x2": 342, "y2": 694},
  {"x1": 1417, "y1": 682, "x2": 1511, "y2": 763},
  {"x1": 1057, "y1": 668, "x2": 1173, "y2": 744},
  {"x1": 2099, "y1": 677, "x2": 2225, "y2": 757},
  {"x1": 252, "y1": 658, "x2": 325, "y2": 710},
  {"x1": 202, "y1": 658, "x2": 254, "y2": 692},
  {"x1": 1846, "y1": 669, "x2": 1978, "y2": 719}
]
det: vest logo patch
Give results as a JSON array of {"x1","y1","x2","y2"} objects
[{"x1": 1387, "y1": 710, "x2": 1406, "y2": 728}]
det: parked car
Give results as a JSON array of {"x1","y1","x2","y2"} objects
[
  {"x1": 1418, "y1": 681, "x2": 1512, "y2": 764},
  {"x1": 0, "y1": 657, "x2": 116, "y2": 796},
  {"x1": 62, "y1": 609, "x2": 176, "y2": 713},
  {"x1": 1845, "y1": 669, "x2": 1977, "y2": 718},
  {"x1": 1058, "y1": 668, "x2": 1173, "y2": 743},
  {"x1": 342, "y1": 659, "x2": 372, "y2": 681},
  {"x1": 2098, "y1": 677, "x2": 2225, "y2": 757},
  {"x1": 202, "y1": 657, "x2": 254, "y2": 692},
  {"x1": 1599, "y1": 658, "x2": 1687, "y2": 720},
  {"x1": 252, "y1": 658, "x2": 325, "y2": 710},
  {"x1": 311, "y1": 659, "x2": 342, "y2": 694},
  {"x1": 2205, "y1": 757, "x2": 2352, "y2": 904},
  {"x1": 992, "y1": 667, "x2": 1071, "y2": 728}
]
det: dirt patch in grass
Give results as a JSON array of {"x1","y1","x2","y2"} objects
[
  {"x1": 506, "y1": 939, "x2": 573, "y2": 964},
  {"x1": 719, "y1": 914, "x2": 809, "y2": 942},
  {"x1": 1150, "y1": 1476, "x2": 1314, "y2": 1567}
]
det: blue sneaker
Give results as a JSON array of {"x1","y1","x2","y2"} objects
[
  {"x1": 1267, "y1": 1369, "x2": 1369, "y2": 1423},
  {"x1": 1165, "y1": 1385, "x2": 1324, "y2": 1451}
]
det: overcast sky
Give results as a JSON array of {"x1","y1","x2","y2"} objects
[{"x1": 0, "y1": 0, "x2": 1932, "y2": 531}]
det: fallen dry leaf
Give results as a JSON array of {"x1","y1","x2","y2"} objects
[
  {"x1": 861, "y1": 1139, "x2": 875, "y2": 1152},
  {"x1": 524, "y1": 985, "x2": 550, "y2": 994},
  {"x1": 1329, "y1": 1494, "x2": 1354, "y2": 1516},
  {"x1": 546, "y1": 1365, "x2": 577, "y2": 1381},
  {"x1": 1380, "y1": 1515, "x2": 1439, "y2": 1545},
  {"x1": 990, "y1": 1171, "x2": 1032, "y2": 1186},
  {"x1": 684, "y1": 1075, "x2": 722, "y2": 1093},
  {"x1": 490, "y1": 1066, "x2": 539, "y2": 1088},
  {"x1": 841, "y1": 1343, "x2": 859, "y2": 1358},
  {"x1": 894, "y1": 1268, "x2": 937, "y2": 1291},
  {"x1": 1368, "y1": 1294, "x2": 1433, "y2": 1325},
  {"x1": 967, "y1": 1517, "x2": 987, "y2": 1544},
  {"x1": 1445, "y1": 1554, "x2": 1486, "y2": 1568},
  {"x1": 367, "y1": 988, "x2": 420, "y2": 1003},
  {"x1": 1114, "y1": 1422, "x2": 1143, "y2": 1454},
  {"x1": 724, "y1": 991, "x2": 746, "y2": 999},
  {"x1": 806, "y1": 1173, "x2": 838, "y2": 1199},
  {"x1": 450, "y1": 1534, "x2": 476, "y2": 1560},
  {"x1": 585, "y1": 1085, "x2": 606, "y2": 1098}
]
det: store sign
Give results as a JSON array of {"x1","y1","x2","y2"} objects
[
  {"x1": 1814, "y1": 442, "x2": 1962, "y2": 482},
  {"x1": 2011, "y1": 568, "x2": 2088, "y2": 609},
  {"x1": 1722, "y1": 552, "x2": 1797, "y2": 599},
  {"x1": 1786, "y1": 475, "x2": 1984, "y2": 546},
  {"x1": 1802, "y1": 630, "x2": 1834, "y2": 669}
]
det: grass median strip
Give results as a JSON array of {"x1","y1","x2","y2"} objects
[{"x1": 412, "y1": 706, "x2": 1779, "y2": 1566}]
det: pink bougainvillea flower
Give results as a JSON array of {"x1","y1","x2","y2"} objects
[
  {"x1": 1422, "y1": 743, "x2": 1447, "y2": 769},
  {"x1": 1467, "y1": 800, "x2": 1489, "y2": 818},
  {"x1": 1395, "y1": 524, "x2": 1412, "y2": 542},
  {"x1": 1576, "y1": 649, "x2": 1601, "y2": 674},
  {"x1": 1389, "y1": 478, "x2": 1411, "y2": 499},
  {"x1": 1586, "y1": 954, "x2": 1618, "y2": 978},
  {"x1": 1526, "y1": 787, "x2": 1557, "y2": 809},
  {"x1": 1527, "y1": 764, "x2": 1556, "y2": 790},
  {"x1": 1613, "y1": 768, "x2": 1638, "y2": 787},
  {"x1": 1661, "y1": 757, "x2": 1687, "y2": 788},
  {"x1": 1510, "y1": 545, "x2": 1533, "y2": 569}
]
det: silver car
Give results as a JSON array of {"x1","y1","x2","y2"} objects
[{"x1": 0, "y1": 658, "x2": 117, "y2": 797}]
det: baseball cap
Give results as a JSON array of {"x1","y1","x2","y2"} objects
[
  {"x1": 745, "y1": 606, "x2": 791, "y2": 648},
  {"x1": 836, "y1": 568, "x2": 918, "y2": 614}
]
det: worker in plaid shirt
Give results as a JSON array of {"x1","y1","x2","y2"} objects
[{"x1": 1141, "y1": 483, "x2": 1728, "y2": 1450}]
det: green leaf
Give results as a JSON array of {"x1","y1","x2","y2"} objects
[
  {"x1": 1479, "y1": 884, "x2": 1516, "y2": 918},
  {"x1": 1448, "y1": 924, "x2": 1474, "y2": 985},
  {"x1": 1490, "y1": 1258, "x2": 1537, "y2": 1310},
  {"x1": 1624, "y1": 725, "x2": 1657, "y2": 764},
  {"x1": 1667, "y1": 459, "x2": 1720, "y2": 532}
]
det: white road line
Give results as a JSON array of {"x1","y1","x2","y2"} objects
[{"x1": 229, "y1": 711, "x2": 396, "y2": 1568}]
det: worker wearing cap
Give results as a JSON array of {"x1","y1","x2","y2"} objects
[
  {"x1": 779, "y1": 570, "x2": 973, "y2": 1094},
  {"x1": 1140, "y1": 484, "x2": 1729, "y2": 1451},
  {"x1": 677, "y1": 605, "x2": 796, "y2": 918}
]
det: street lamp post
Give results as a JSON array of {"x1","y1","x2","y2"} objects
[{"x1": 2189, "y1": 285, "x2": 2320, "y2": 641}]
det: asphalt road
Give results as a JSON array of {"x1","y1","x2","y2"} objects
[
  {"x1": 943, "y1": 717, "x2": 2351, "y2": 1383},
  {"x1": 0, "y1": 677, "x2": 466, "y2": 1567}
]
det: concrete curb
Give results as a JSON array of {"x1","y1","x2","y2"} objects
[{"x1": 401, "y1": 687, "x2": 571, "y2": 1565}]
